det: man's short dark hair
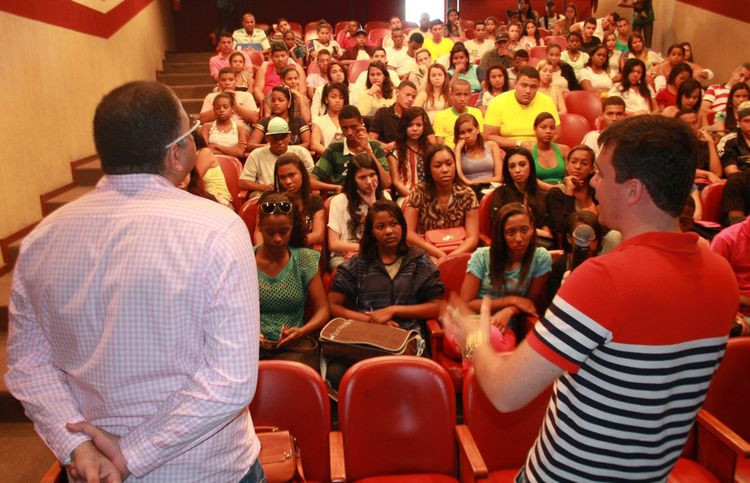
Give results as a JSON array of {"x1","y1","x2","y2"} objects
[
  {"x1": 218, "y1": 66, "x2": 235, "y2": 77},
  {"x1": 514, "y1": 49, "x2": 529, "y2": 60},
  {"x1": 584, "y1": 17, "x2": 597, "y2": 26},
  {"x1": 94, "y1": 81, "x2": 182, "y2": 175},
  {"x1": 475, "y1": 20, "x2": 486, "y2": 27},
  {"x1": 609, "y1": 12, "x2": 621, "y2": 22},
  {"x1": 219, "y1": 31, "x2": 233, "y2": 40},
  {"x1": 599, "y1": 116, "x2": 698, "y2": 217},
  {"x1": 270, "y1": 42, "x2": 288, "y2": 54},
  {"x1": 410, "y1": 32, "x2": 424, "y2": 44},
  {"x1": 602, "y1": 96, "x2": 626, "y2": 109},
  {"x1": 339, "y1": 105, "x2": 363, "y2": 122},
  {"x1": 398, "y1": 80, "x2": 417, "y2": 90},
  {"x1": 517, "y1": 65, "x2": 540, "y2": 81},
  {"x1": 430, "y1": 19, "x2": 443, "y2": 27},
  {"x1": 373, "y1": 47, "x2": 386, "y2": 56}
]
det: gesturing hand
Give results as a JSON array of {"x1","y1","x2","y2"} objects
[
  {"x1": 67, "y1": 422, "x2": 130, "y2": 480},
  {"x1": 67, "y1": 441, "x2": 122, "y2": 483}
]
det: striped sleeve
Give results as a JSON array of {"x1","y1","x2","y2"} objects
[{"x1": 527, "y1": 259, "x2": 616, "y2": 373}]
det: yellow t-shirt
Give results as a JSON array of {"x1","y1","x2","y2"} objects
[
  {"x1": 484, "y1": 91, "x2": 560, "y2": 141},
  {"x1": 434, "y1": 107, "x2": 484, "y2": 149},
  {"x1": 422, "y1": 37, "x2": 455, "y2": 63}
]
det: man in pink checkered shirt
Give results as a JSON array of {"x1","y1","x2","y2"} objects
[{"x1": 4, "y1": 81, "x2": 263, "y2": 482}]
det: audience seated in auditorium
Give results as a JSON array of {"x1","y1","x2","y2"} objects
[
  {"x1": 561, "y1": 31, "x2": 588, "y2": 76},
  {"x1": 435, "y1": 79, "x2": 484, "y2": 149},
  {"x1": 179, "y1": 132, "x2": 233, "y2": 208},
  {"x1": 387, "y1": 107, "x2": 432, "y2": 202},
  {"x1": 701, "y1": 63, "x2": 750, "y2": 121},
  {"x1": 715, "y1": 82, "x2": 750, "y2": 136},
  {"x1": 524, "y1": 112, "x2": 570, "y2": 190},
  {"x1": 507, "y1": 49, "x2": 530, "y2": 88},
  {"x1": 675, "y1": 109, "x2": 722, "y2": 183},
  {"x1": 661, "y1": 78, "x2": 703, "y2": 119},
  {"x1": 350, "y1": 52, "x2": 402, "y2": 105},
  {"x1": 655, "y1": 62, "x2": 693, "y2": 111},
  {"x1": 327, "y1": 154, "x2": 392, "y2": 269},
  {"x1": 341, "y1": 28, "x2": 375, "y2": 65},
  {"x1": 602, "y1": 32, "x2": 623, "y2": 81},
  {"x1": 250, "y1": 85, "x2": 310, "y2": 150},
  {"x1": 240, "y1": 117, "x2": 314, "y2": 198},
  {"x1": 414, "y1": 63, "x2": 451, "y2": 123},
  {"x1": 307, "y1": 22, "x2": 343, "y2": 59},
  {"x1": 582, "y1": 96, "x2": 626, "y2": 156},
  {"x1": 579, "y1": 17, "x2": 601, "y2": 55},
  {"x1": 717, "y1": 101, "x2": 750, "y2": 177},
  {"x1": 464, "y1": 20, "x2": 494, "y2": 63},
  {"x1": 228, "y1": 52, "x2": 254, "y2": 92},
  {"x1": 423, "y1": 19, "x2": 454, "y2": 62},
  {"x1": 520, "y1": 19, "x2": 545, "y2": 52},
  {"x1": 233, "y1": 12, "x2": 270, "y2": 55},
  {"x1": 654, "y1": 44, "x2": 708, "y2": 88},
  {"x1": 577, "y1": 45, "x2": 612, "y2": 95},
  {"x1": 460, "y1": 202, "x2": 551, "y2": 339},
  {"x1": 210, "y1": 32, "x2": 252, "y2": 83},
  {"x1": 548, "y1": 210, "x2": 604, "y2": 296},
  {"x1": 200, "y1": 67, "x2": 259, "y2": 126},
  {"x1": 544, "y1": 43, "x2": 580, "y2": 92},
  {"x1": 306, "y1": 49, "x2": 332, "y2": 98},
  {"x1": 370, "y1": 80, "x2": 433, "y2": 150},
  {"x1": 384, "y1": 28, "x2": 416, "y2": 77},
  {"x1": 355, "y1": 61, "x2": 397, "y2": 117},
  {"x1": 255, "y1": 191, "x2": 328, "y2": 371},
  {"x1": 614, "y1": 16, "x2": 631, "y2": 52},
  {"x1": 407, "y1": 47, "x2": 432, "y2": 91},
  {"x1": 545, "y1": 145, "x2": 598, "y2": 240},
  {"x1": 608, "y1": 58, "x2": 656, "y2": 115},
  {"x1": 262, "y1": 66, "x2": 312, "y2": 123},
  {"x1": 477, "y1": 64, "x2": 510, "y2": 113},
  {"x1": 489, "y1": 147, "x2": 551, "y2": 240},
  {"x1": 381, "y1": 15, "x2": 402, "y2": 49},
  {"x1": 444, "y1": 8, "x2": 465, "y2": 39},
  {"x1": 254, "y1": 42, "x2": 307, "y2": 104},
  {"x1": 484, "y1": 66, "x2": 560, "y2": 148},
  {"x1": 479, "y1": 33, "x2": 514, "y2": 76},
  {"x1": 199, "y1": 93, "x2": 250, "y2": 159},
  {"x1": 311, "y1": 59, "x2": 348, "y2": 117},
  {"x1": 506, "y1": 23, "x2": 522, "y2": 52},
  {"x1": 310, "y1": 82, "x2": 347, "y2": 156},
  {"x1": 454, "y1": 113, "x2": 503, "y2": 200},
  {"x1": 405, "y1": 144, "x2": 479, "y2": 259},
  {"x1": 326, "y1": 199, "x2": 444, "y2": 388},
  {"x1": 536, "y1": 60, "x2": 567, "y2": 114},
  {"x1": 447, "y1": 44, "x2": 482, "y2": 93}
]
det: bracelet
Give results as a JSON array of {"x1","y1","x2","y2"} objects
[{"x1": 464, "y1": 329, "x2": 489, "y2": 360}]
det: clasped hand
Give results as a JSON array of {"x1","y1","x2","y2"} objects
[{"x1": 66, "y1": 422, "x2": 129, "y2": 482}]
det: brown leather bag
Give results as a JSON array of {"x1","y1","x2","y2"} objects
[
  {"x1": 319, "y1": 317, "x2": 425, "y2": 363},
  {"x1": 256, "y1": 426, "x2": 306, "y2": 483}
]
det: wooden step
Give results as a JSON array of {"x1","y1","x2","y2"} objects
[
  {"x1": 157, "y1": 72, "x2": 214, "y2": 86},
  {"x1": 161, "y1": 61, "x2": 208, "y2": 74},
  {"x1": 0, "y1": 422, "x2": 55, "y2": 480},
  {"x1": 182, "y1": 98, "x2": 204, "y2": 116},
  {"x1": 171, "y1": 84, "x2": 215, "y2": 99},
  {"x1": 73, "y1": 158, "x2": 103, "y2": 187},
  {"x1": 43, "y1": 186, "x2": 95, "y2": 215},
  {"x1": 165, "y1": 51, "x2": 215, "y2": 63}
]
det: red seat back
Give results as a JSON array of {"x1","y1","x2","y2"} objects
[
  {"x1": 364, "y1": 20, "x2": 388, "y2": 31},
  {"x1": 246, "y1": 49, "x2": 264, "y2": 67},
  {"x1": 367, "y1": 27, "x2": 390, "y2": 47},
  {"x1": 529, "y1": 46, "x2": 547, "y2": 59},
  {"x1": 348, "y1": 59, "x2": 371, "y2": 83},
  {"x1": 307, "y1": 60, "x2": 321, "y2": 76},
  {"x1": 304, "y1": 21, "x2": 320, "y2": 33},
  {"x1": 239, "y1": 198, "x2": 259, "y2": 236},
  {"x1": 478, "y1": 188, "x2": 495, "y2": 241},
  {"x1": 544, "y1": 35, "x2": 567, "y2": 49},
  {"x1": 703, "y1": 337, "x2": 750, "y2": 442},
  {"x1": 334, "y1": 20, "x2": 351, "y2": 35},
  {"x1": 459, "y1": 19, "x2": 476, "y2": 30},
  {"x1": 558, "y1": 112, "x2": 590, "y2": 148},
  {"x1": 700, "y1": 181, "x2": 726, "y2": 223},
  {"x1": 338, "y1": 356, "x2": 457, "y2": 480},
  {"x1": 436, "y1": 253, "x2": 472, "y2": 297},
  {"x1": 469, "y1": 92, "x2": 480, "y2": 107},
  {"x1": 250, "y1": 361, "x2": 331, "y2": 482},
  {"x1": 463, "y1": 368, "x2": 552, "y2": 471},
  {"x1": 288, "y1": 22, "x2": 303, "y2": 37},
  {"x1": 563, "y1": 90, "x2": 602, "y2": 129},
  {"x1": 215, "y1": 155, "x2": 243, "y2": 211}
]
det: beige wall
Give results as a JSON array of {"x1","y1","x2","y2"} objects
[
  {"x1": 595, "y1": 0, "x2": 750, "y2": 81},
  {"x1": 0, "y1": 0, "x2": 173, "y2": 261}
]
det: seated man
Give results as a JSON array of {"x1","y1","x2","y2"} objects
[
  {"x1": 711, "y1": 215, "x2": 750, "y2": 334},
  {"x1": 232, "y1": 12, "x2": 270, "y2": 56},
  {"x1": 384, "y1": 28, "x2": 415, "y2": 77},
  {"x1": 253, "y1": 42, "x2": 307, "y2": 105},
  {"x1": 484, "y1": 66, "x2": 560, "y2": 148},
  {"x1": 239, "y1": 117, "x2": 314, "y2": 198},
  {"x1": 721, "y1": 169, "x2": 750, "y2": 226},
  {"x1": 306, "y1": 49, "x2": 332, "y2": 99},
  {"x1": 200, "y1": 67, "x2": 259, "y2": 126},
  {"x1": 479, "y1": 33, "x2": 514, "y2": 77},
  {"x1": 312, "y1": 105, "x2": 391, "y2": 192},
  {"x1": 341, "y1": 28, "x2": 375, "y2": 65},
  {"x1": 307, "y1": 22, "x2": 343, "y2": 60},
  {"x1": 507, "y1": 49, "x2": 529, "y2": 88},
  {"x1": 582, "y1": 96, "x2": 626, "y2": 156},
  {"x1": 717, "y1": 101, "x2": 750, "y2": 177},
  {"x1": 464, "y1": 20, "x2": 494, "y2": 63},
  {"x1": 209, "y1": 32, "x2": 251, "y2": 83},
  {"x1": 381, "y1": 15, "x2": 402, "y2": 49},
  {"x1": 369, "y1": 80, "x2": 435, "y2": 149},
  {"x1": 434, "y1": 79, "x2": 484, "y2": 149},
  {"x1": 422, "y1": 19, "x2": 454, "y2": 62},
  {"x1": 701, "y1": 63, "x2": 750, "y2": 119}
]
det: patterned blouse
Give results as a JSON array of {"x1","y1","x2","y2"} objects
[{"x1": 406, "y1": 183, "x2": 478, "y2": 234}]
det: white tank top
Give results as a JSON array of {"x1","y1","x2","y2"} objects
[{"x1": 208, "y1": 120, "x2": 239, "y2": 148}]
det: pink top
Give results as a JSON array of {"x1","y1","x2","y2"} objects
[
  {"x1": 209, "y1": 51, "x2": 252, "y2": 78},
  {"x1": 711, "y1": 217, "x2": 750, "y2": 314},
  {"x1": 264, "y1": 62, "x2": 284, "y2": 95},
  {"x1": 5, "y1": 174, "x2": 260, "y2": 480}
]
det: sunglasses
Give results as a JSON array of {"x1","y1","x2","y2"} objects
[{"x1": 260, "y1": 201, "x2": 293, "y2": 215}]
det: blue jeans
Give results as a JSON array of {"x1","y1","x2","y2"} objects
[{"x1": 239, "y1": 459, "x2": 266, "y2": 483}]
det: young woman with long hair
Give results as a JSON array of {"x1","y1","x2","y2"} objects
[
  {"x1": 454, "y1": 113, "x2": 503, "y2": 199},
  {"x1": 608, "y1": 58, "x2": 657, "y2": 115},
  {"x1": 388, "y1": 107, "x2": 432, "y2": 201},
  {"x1": 310, "y1": 82, "x2": 348, "y2": 156},
  {"x1": 414, "y1": 63, "x2": 451, "y2": 123}
]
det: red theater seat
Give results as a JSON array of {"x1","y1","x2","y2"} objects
[
  {"x1": 215, "y1": 154, "x2": 244, "y2": 211},
  {"x1": 563, "y1": 90, "x2": 602, "y2": 129}
]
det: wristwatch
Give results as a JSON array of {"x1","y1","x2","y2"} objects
[{"x1": 464, "y1": 329, "x2": 489, "y2": 360}]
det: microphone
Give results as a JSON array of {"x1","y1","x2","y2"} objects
[{"x1": 570, "y1": 224, "x2": 595, "y2": 271}]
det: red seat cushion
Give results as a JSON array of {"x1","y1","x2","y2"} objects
[
  {"x1": 432, "y1": 351, "x2": 464, "y2": 392},
  {"x1": 486, "y1": 469, "x2": 523, "y2": 482},
  {"x1": 668, "y1": 458, "x2": 719, "y2": 482},
  {"x1": 358, "y1": 474, "x2": 458, "y2": 483}
]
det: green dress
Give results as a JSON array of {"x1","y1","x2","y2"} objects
[{"x1": 533, "y1": 143, "x2": 566, "y2": 184}]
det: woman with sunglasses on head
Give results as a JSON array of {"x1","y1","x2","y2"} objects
[
  {"x1": 460, "y1": 202, "x2": 551, "y2": 339},
  {"x1": 326, "y1": 199, "x2": 444, "y2": 388},
  {"x1": 327, "y1": 153, "x2": 391, "y2": 269},
  {"x1": 255, "y1": 191, "x2": 329, "y2": 371}
]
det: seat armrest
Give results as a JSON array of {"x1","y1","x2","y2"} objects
[
  {"x1": 456, "y1": 424, "x2": 488, "y2": 482},
  {"x1": 694, "y1": 409, "x2": 750, "y2": 482},
  {"x1": 426, "y1": 318, "x2": 444, "y2": 357},
  {"x1": 40, "y1": 461, "x2": 64, "y2": 483},
  {"x1": 329, "y1": 431, "x2": 346, "y2": 483},
  {"x1": 479, "y1": 233, "x2": 491, "y2": 246}
]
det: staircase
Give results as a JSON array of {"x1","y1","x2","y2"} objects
[{"x1": 0, "y1": 50, "x2": 216, "y2": 481}]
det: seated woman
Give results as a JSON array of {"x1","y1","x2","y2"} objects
[
  {"x1": 477, "y1": 64, "x2": 510, "y2": 114},
  {"x1": 519, "y1": 19, "x2": 545, "y2": 51},
  {"x1": 524, "y1": 112, "x2": 570, "y2": 190},
  {"x1": 548, "y1": 210, "x2": 604, "y2": 297},
  {"x1": 626, "y1": 32, "x2": 662, "y2": 77},
  {"x1": 248, "y1": 86, "x2": 310, "y2": 151},
  {"x1": 180, "y1": 132, "x2": 233, "y2": 208},
  {"x1": 311, "y1": 60, "x2": 348, "y2": 117},
  {"x1": 310, "y1": 82, "x2": 347, "y2": 156},
  {"x1": 454, "y1": 113, "x2": 503, "y2": 200},
  {"x1": 655, "y1": 62, "x2": 693, "y2": 111},
  {"x1": 414, "y1": 63, "x2": 451, "y2": 123},
  {"x1": 603, "y1": 32, "x2": 622, "y2": 82},
  {"x1": 388, "y1": 107, "x2": 432, "y2": 202},
  {"x1": 545, "y1": 145, "x2": 599, "y2": 242},
  {"x1": 545, "y1": 43, "x2": 580, "y2": 92},
  {"x1": 263, "y1": 66, "x2": 311, "y2": 123},
  {"x1": 447, "y1": 44, "x2": 482, "y2": 93},
  {"x1": 488, "y1": 147, "x2": 553, "y2": 241},
  {"x1": 715, "y1": 82, "x2": 750, "y2": 136},
  {"x1": 255, "y1": 191, "x2": 329, "y2": 371},
  {"x1": 326, "y1": 199, "x2": 444, "y2": 388},
  {"x1": 328, "y1": 153, "x2": 390, "y2": 269},
  {"x1": 608, "y1": 58, "x2": 657, "y2": 116},
  {"x1": 229, "y1": 52, "x2": 254, "y2": 92},
  {"x1": 408, "y1": 48, "x2": 434, "y2": 91},
  {"x1": 661, "y1": 78, "x2": 703, "y2": 119},
  {"x1": 676, "y1": 109, "x2": 722, "y2": 184},
  {"x1": 536, "y1": 60, "x2": 568, "y2": 114},
  {"x1": 459, "y1": 202, "x2": 552, "y2": 338},
  {"x1": 199, "y1": 93, "x2": 250, "y2": 159},
  {"x1": 405, "y1": 144, "x2": 479, "y2": 260},
  {"x1": 356, "y1": 61, "x2": 396, "y2": 117},
  {"x1": 577, "y1": 45, "x2": 613, "y2": 96}
]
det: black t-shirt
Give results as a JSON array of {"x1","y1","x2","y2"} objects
[
  {"x1": 581, "y1": 36, "x2": 601, "y2": 55},
  {"x1": 721, "y1": 170, "x2": 750, "y2": 221},
  {"x1": 369, "y1": 105, "x2": 434, "y2": 144}
]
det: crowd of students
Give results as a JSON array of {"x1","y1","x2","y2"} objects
[{"x1": 189, "y1": 4, "x2": 750, "y2": 385}]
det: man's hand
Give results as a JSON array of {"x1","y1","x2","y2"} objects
[
  {"x1": 366, "y1": 306, "x2": 395, "y2": 325},
  {"x1": 67, "y1": 422, "x2": 130, "y2": 479},
  {"x1": 67, "y1": 440, "x2": 122, "y2": 483},
  {"x1": 356, "y1": 126, "x2": 372, "y2": 151},
  {"x1": 441, "y1": 294, "x2": 492, "y2": 351}
]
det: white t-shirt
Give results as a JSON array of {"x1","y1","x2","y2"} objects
[
  {"x1": 385, "y1": 46, "x2": 416, "y2": 76},
  {"x1": 240, "y1": 145, "x2": 314, "y2": 198},
  {"x1": 327, "y1": 191, "x2": 392, "y2": 245},
  {"x1": 608, "y1": 84, "x2": 656, "y2": 114},
  {"x1": 581, "y1": 130, "x2": 601, "y2": 157},
  {"x1": 577, "y1": 67, "x2": 613, "y2": 91},
  {"x1": 349, "y1": 69, "x2": 402, "y2": 105},
  {"x1": 313, "y1": 114, "x2": 344, "y2": 148},
  {"x1": 464, "y1": 38, "x2": 494, "y2": 63},
  {"x1": 201, "y1": 91, "x2": 258, "y2": 125}
]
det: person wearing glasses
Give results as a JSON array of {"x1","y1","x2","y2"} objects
[
  {"x1": 255, "y1": 191, "x2": 329, "y2": 371},
  {"x1": 5, "y1": 81, "x2": 264, "y2": 481}
]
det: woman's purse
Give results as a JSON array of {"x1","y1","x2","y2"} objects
[
  {"x1": 319, "y1": 317, "x2": 425, "y2": 363},
  {"x1": 256, "y1": 426, "x2": 306, "y2": 483},
  {"x1": 425, "y1": 227, "x2": 466, "y2": 254}
]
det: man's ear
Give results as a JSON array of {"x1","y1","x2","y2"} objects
[{"x1": 624, "y1": 177, "x2": 645, "y2": 206}]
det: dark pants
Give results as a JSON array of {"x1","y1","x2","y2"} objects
[{"x1": 239, "y1": 459, "x2": 266, "y2": 483}]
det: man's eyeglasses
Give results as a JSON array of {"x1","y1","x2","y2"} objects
[
  {"x1": 165, "y1": 120, "x2": 200, "y2": 149},
  {"x1": 260, "y1": 201, "x2": 293, "y2": 215}
]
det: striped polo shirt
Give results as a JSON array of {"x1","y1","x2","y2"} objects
[{"x1": 525, "y1": 231, "x2": 738, "y2": 482}]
